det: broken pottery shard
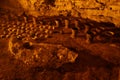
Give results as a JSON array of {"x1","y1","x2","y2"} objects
[{"x1": 8, "y1": 37, "x2": 78, "y2": 68}]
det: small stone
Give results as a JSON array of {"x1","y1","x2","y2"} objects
[
  {"x1": 21, "y1": 22, "x2": 25, "y2": 26},
  {"x1": 45, "y1": 29, "x2": 49, "y2": 33},
  {"x1": 85, "y1": 34, "x2": 91, "y2": 44},
  {"x1": 13, "y1": 25, "x2": 16, "y2": 28},
  {"x1": 3, "y1": 31, "x2": 6, "y2": 35},
  {"x1": 55, "y1": 20, "x2": 59, "y2": 27},
  {"x1": 1, "y1": 23, "x2": 5, "y2": 27},
  {"x1": 44, "y1": 35, "x2": 49, "y2": 38},
  {"x1": 42, "y1": 25, "x2": 46, "y2": 29},
  {"x1": 20, "y1": 30, "x2": 24, "y2": 33},
  {"x1": 49, "y1": 30, "x2": 53, "y2": 34},
  {"x1": 109, "y1": 44, "x2": 117, "y2": 47},
  {"x1": 32, "y1": 36, "x2": 37, "y2": 40},
  {"x1": 52, "y1": 26, "x2": 55, "y2": 30},
  {"x1": 64, "y1": 19, "x2": 69, "y2": 29},
  {"x1": 16, "y1": 21, "x2": 21, "y2": 25},
  {"x1": 29, "y1": 23, "x2": 33, "y2": 28},
  {"x1": 32, "y1": 17, "x2": 36, "y2": 25},
  {"x1": 21, "y1": 26, "x2": 24, "y2": 29},
  {"x1": 8, "y1": 28, "x2": 12, "y2": 31},
  {"x1": 17, "y1": 35, "x2": 21, "y2": 38},
  {"x1": 7, "y1": 25, "x2": 10, "y2": 28},
  {"x1": 39, "y1": 34, "x2": 43, "y2": 38},
  {"x1": 84, "y1": 25, "x2": 89, "y2": 34},
  {"x1": 47, "y1": 25, "x2": 51, "y2": 29},
  {"x1": 6, "y1": 34, "x2": 10, "y2": 38},
  {"x1": 12, "y1": 29, "x2": 16, "y2": 32},
  {"x1": 23, "y1": 17, "x2": 27, "y2": 23},
  {"x1": 70, "y1": 29, "x2": 76, "y2": 38}
]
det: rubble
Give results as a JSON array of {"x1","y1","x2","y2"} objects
[
  {"x1": 8, "y1": 36, "x2": 78, "y2": 68},
  {"x1": 0, "y1": 1, "x2": 120, "y2": 80},
  {"x1": 1, "y1": 0, "x2": 120, "y2": 26}
]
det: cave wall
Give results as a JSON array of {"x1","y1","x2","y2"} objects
[
  {"x1": 73, "y1": 0, "x2": 120, "y2": 26},
  {"x1": 0, "y1": 0, "x2": 23, "y2": 14},
  {"x1": 0, "y1": 0, "x2": 120, "y2": 26}
]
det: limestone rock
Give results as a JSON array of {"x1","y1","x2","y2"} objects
[
  {"x1": 8, "y1": 37, "x2": 78, "y2": 68},
  {"x1": 0, "y1": 0, "x2": 120, "y2": 26}
]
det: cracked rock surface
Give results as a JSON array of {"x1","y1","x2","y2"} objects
[
  {"x1": 0, "y1": 0, "x2": 120, "y2": 26},
  {"x1": 0, "y1": 4, "x2": 120, "y2": 80},
  {"x1": 8, "y1": 36, "x2": 78, "y2": 68}
]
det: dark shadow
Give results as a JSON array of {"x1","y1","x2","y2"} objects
[{"x1": 57, "y1": 49, "x2": 115, "y2": 73}]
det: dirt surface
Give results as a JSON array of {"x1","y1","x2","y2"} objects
[{"x1": 0, "y1": 9, "x2": 120, "y2": 80}]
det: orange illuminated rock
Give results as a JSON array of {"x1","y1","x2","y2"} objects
[{"x1": 8, "y1": 36, "x2": 78, "y2": 68}]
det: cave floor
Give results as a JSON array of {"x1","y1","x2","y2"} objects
[
  {"x1": 0, "y1": 31, "x2": 120, "y2": 80},
  {"x1": 0, "y1": 9, "x2": 120, "y2": 80}
]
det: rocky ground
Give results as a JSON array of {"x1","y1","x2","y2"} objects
[{"x1": 0, "y1": 10, "x2": 120, "y2": 80}]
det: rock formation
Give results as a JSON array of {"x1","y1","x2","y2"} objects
[
  {"x1": 0, "y1": 0, "x2": 120, "y2": 26},
  {"x1": 8, "y1": 36, "x2": 78, "y2": 68}
]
